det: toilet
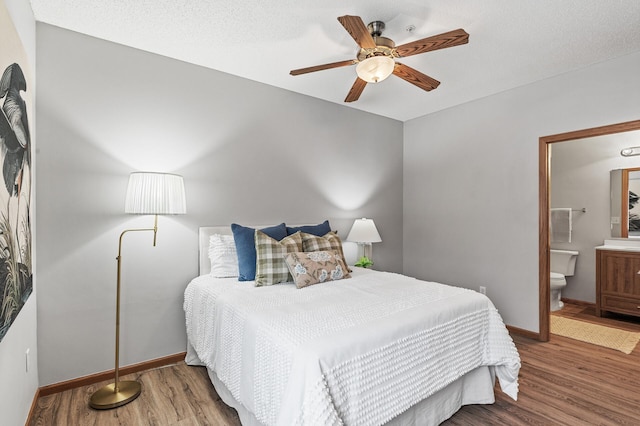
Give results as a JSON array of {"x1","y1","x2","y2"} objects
[{"x1": 550, "y1": 249, "x2": 579, "y2": 311}]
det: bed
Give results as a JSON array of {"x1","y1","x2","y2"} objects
[{"x1": 184, "y1": 225, "x2": 520, "y2": 426}]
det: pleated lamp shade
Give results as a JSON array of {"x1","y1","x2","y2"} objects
[{"x1": 124, "y1": 172, "x2": 187, "y2": 215}]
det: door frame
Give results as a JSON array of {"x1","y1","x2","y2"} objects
[{"x1": 538, "y1": 119, "x2": 640, "y2": 341}]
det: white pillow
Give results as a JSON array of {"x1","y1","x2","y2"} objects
[{"x1": 208, "y1": 234, "x2": 239, "y2": 278}]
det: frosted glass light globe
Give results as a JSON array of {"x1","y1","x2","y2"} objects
[{"x1": 356, "y1": 56, "x2": 395, "y2": 83}]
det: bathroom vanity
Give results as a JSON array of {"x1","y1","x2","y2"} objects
[{"x1": 596, "y1": 240, "x2": 640, "y2": 318}]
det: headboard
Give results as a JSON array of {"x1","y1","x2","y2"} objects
[
  {"x1": 199, "y1": 225, "x2": 358, "y2": 276},
  {"x1": 199, "y1": 225, "x2": 269, "y2": 275}
]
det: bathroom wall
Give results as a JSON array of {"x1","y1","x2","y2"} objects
[{"x1": 550, "y1": 129, "x2": 640, "y2": 303}]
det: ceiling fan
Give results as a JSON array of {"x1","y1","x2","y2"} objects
[{"x1": 290, "y1": 15, "x2": 469, "y2": 102}]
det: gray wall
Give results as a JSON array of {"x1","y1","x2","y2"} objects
[
  {"x1": 36, "y1": 23, "x2": 403, "y2": 386},
  {"x1": 550, "y1": 130, "x2": 640, "y2": 302},
  {"x1": 0, "y1": 1, "x2": 37, "y2": 425},
  {"x1": 404, "y1": 51, "x2": 640, "y2": 333}
]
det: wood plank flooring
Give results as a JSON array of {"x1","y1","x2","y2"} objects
[
  {"x1": 30, "y1": 303, "x2": 640, "y2": 426},
  {"x1": 445, "y1": 302, "x2": 640, "y2": 425},
  {"x1": 29, "y1": 364, "x2": 241, "y2": 426}
]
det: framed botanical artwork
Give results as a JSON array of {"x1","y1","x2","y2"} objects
[{"x1": 0, "y1": 2, "x2": 33, "y2": 343}]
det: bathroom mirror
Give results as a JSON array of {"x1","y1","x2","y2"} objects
[{"x1": 610, "y1": 167, "x2": 640, "y2": 237}]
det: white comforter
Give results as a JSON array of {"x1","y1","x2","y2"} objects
[{"x1": 184, "y1": 268, "x2": 520, "y2": 426}]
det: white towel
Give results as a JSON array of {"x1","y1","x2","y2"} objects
[{"x1": 551, "y1": 208, "x2": 572, "y2": 243}]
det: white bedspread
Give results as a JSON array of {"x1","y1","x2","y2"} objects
[{"x1": 184, "y1": 268, "x2": 520, "y2": 426}]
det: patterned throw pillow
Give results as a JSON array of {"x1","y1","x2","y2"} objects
[
  {"x1": 254, "y1": 230, "x2": 303, "y2": 286},
  {"x1": 208, "y1": 234, "x2": 239, "y2": 278},
  {"x1": 300, "y1": 232, "x2": 351, "y2": 272},
  {"x1": 284, "y1": 251, "x2": 350, "y2": 289}
]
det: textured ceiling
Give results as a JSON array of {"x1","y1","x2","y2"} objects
[{"x1": 31, "y1": 0, "x2": 640, "y2": 122}]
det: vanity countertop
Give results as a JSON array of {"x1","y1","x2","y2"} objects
[
  {"x1": 596, "y1": 239, "x2": 640, "y2": 252},
  {"x1": 595, "y1": 245, "x2": 640, "y2": 252}
]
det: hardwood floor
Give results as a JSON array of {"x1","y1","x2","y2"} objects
[
  {"x1": 30, "y1": 303, "x2": 640, "y2": 426},
  {"x1": 445, "y1": 302, "x2": 640, "y2": 425},
  {"x1": 29, "y1": 364, "x2": 242, "y2": 426}
]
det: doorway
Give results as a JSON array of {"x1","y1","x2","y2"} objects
[{"x1": 538, "y1": 119, "x2": 640, "y2": 341}]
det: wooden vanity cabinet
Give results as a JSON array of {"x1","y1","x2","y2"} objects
[{"x1": 596, "y1": 249, "x2": 640, "y2": 317}]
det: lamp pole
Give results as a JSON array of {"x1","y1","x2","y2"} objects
[{"x1": 89, "y1": 217, "x2": 157, "y2": 409}]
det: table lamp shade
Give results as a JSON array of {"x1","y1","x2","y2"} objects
[
  {"x1": 125, "y1": 172, "x2": 186, "y2": 215},
  {"x1": 346, "y1": 218, "x2": 382, "y2": 243}
]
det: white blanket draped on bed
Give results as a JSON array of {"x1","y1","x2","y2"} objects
[{"x1": 184, "y1": 268, "x2": 520, "y2": 426}]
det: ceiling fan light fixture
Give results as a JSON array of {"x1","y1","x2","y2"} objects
[
  {"x1": 289, "y1": 16, "x2": 469, "y2": 103},
  {"x1": 356, "y1": 56, "x2": 395, "y2": 83}
]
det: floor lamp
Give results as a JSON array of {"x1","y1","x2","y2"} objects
[{"x1": 89, "y1": 172, "x2": 186, "y2": 410}]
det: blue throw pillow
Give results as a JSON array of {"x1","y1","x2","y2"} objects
[
  {"x1": 231, "y1": 223, "x2": 287, "y2": 281},
  {"x1": 286, "y1": 220, "x2": 331, "y2": 237}
]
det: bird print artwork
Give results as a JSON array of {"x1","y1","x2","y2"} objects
[
  {"x1": 0, "y1": 63, "x2": 30, "y2": 198},
  {"x1": 0, "y1": 62, "x2": 32, "y2": 342}
]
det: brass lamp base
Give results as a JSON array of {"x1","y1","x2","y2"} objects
[{"x1": 89, "y1": 380, "x2": 141, "y2": 410}]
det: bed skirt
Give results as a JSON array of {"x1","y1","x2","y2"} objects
[{"x1": 188, "y1": 342, "x2": 496, "y2": 426}]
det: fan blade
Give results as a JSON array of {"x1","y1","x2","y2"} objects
[
  {"x1": 290, "y1": 59, "x2": 356, "y2": 76},
  {"x1": 344, "y1": 78, "x2": 367, "y2": 102},
  {"x1": 393, "y1": 63, "x2": 440, "y2": 92},
  {"x1": 395, "y1": 28, "x2": 469, "y2": 57},
  {"x1": 338, "y1": 15, "x2": 376, "y2": 49}
]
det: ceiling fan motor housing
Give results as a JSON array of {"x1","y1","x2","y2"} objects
[
  {"x1": 357, "y1": 40, "x2": 396, "y2": 61},
  {"x1": 357, "y1": 21, "x2": 397, "y2": 61},
  {"x1": 367, "y1": 21, "x2": 385, "y2": 37}
]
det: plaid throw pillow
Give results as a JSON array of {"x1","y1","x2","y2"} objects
[
  {"x1": 300, "y1": 232, "x2": 351, "y2": 272},
  {"x1": 254, "y1": 230, "x2": 303, "y2": 286}
]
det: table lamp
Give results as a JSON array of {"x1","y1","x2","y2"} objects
[{"x1": 346, "y1": 218, "x2": 381, "y2": 268}]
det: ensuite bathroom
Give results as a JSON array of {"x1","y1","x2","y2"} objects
[{"x1": 549, "y1": 127, "x2": 640, "y2": 319}]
